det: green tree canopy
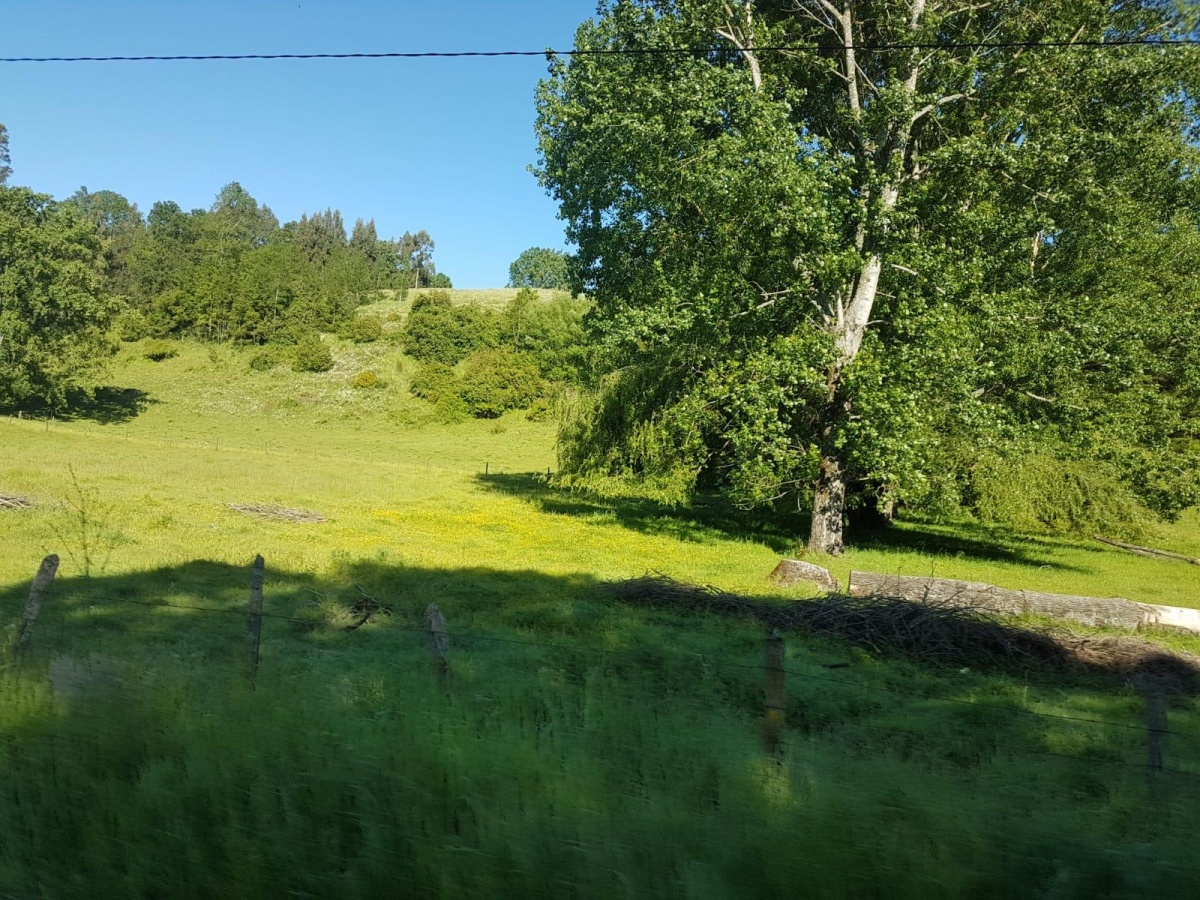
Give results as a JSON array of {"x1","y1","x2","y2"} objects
[
  {"x1": 0, "y1": 123, "x2": 10, "y2": 185},
  {"x1": 0, "y1": 187, "x2": 116, "y2": 407},
  {"x1": 507, "y1": 246, "x2": 571, "y2": 290},
  {"x1": 537, "y1": 0, "x2": 1200, "y2": 552}
]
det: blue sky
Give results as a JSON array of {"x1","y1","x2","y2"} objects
[{"x1": 0, "y1": 1, "x2": 597, "y2": 287}]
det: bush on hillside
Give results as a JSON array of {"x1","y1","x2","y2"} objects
[
  {"x1": 348, "y1": 316, "x2": 383, "y2": 343},
  {"x1": 351, "y1": 370, "x2": 380, "y2": 389},
  {"x1": 501, "y1": 291, "x2": 591, "y2": 382},
  {"x1": 114, "y1": 308, "x2": 150, "y2": 342},
  {"x1": 410, "y1": 362, "x2": 458, "y2": 404},
  {"x1": 248, "y1": 347, "x2": 285, "y2": 372},
  {"x1": 404, "y1": 300, "x2": 502, "y2": 365},
  {"x1": 410, "y1": 290, "x2": 453, "y2": 313},
  {"x1": 292, "y1": 338, "x2": 334, "y2": 373},
  {"x1": 459, "y1": 348, "x2": 543, "y2": 418},
  {"x1": 142, "y1": 339, "x2": 178, "y2": 362}
]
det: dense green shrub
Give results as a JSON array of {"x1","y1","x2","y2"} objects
[
  {"x1": 526, "y1": 395, "x2": 555, "y2": 422},
  {"x1": 432, "y1": 392, "x2": 469, "y2": 424},
  {"x1": 348, "y1": 316, "x2": 383, "y2": 343},
  {"x1": 351, "y1": 370, "x2": 379, "y2": 389},
  {"x1": 404, "y1": 299, "x2": 501, "y2": 365},
  {"x1": 459, "y1": 349, "x2": 543, "y2": 418},
  {"x1": 291, "y1": 338, "x2": 334, "y2": 373},
  {"x1": 410, "y1": 362, "x2": 458, "y2": 404},
  {"x1": 248, "y1": 347, "x2": 284, "y2": 372},
  {"x1": 501, "y1": 291, "x2": 590, "y2": 381},
  {"x1": 114, "y1": 308, "x2": 150, "y2": 342},
  {"x1": 142, "y1": 339, "x2": 178, "y2": 362},
  {"x1": 410, "y1": 289, "x2": 453, "y2": 312}
]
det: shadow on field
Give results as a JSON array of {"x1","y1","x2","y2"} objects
[
  {"x1": 476, "y1": 473, "x2": 1080, "y2": 570},
  {"x1": 848, "y1": 520, "x2": 1091, "y2": 572},
  {"x1": 2, "y1": 556, "x2": 1193, "y2": 698},
  {"x1": 1, "y1": 386, "x2": 156, "y2": 425},
  {"x1": 477, "y1": 472, "x2": 803, "y2": 553},
  {"x1": 5, "y1": 557, "x2": 1198, "y2": 899}
]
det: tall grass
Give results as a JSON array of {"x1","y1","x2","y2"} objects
[{"x1": 1, "y1": 339, "x2": 1199, "y2": 896}]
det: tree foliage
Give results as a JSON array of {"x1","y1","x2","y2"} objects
[
  {"x1": 0, "y1": 187, "x2": 116, "y2": 407},
  {"x1": 0, "y1": 123, "x2": 10, "y2": 186},
  {"x1": 107, "y1": 183, "x2": 445, "y2": 344},
  {"x1": 508, "y1": 247, "x2": 571, "y2": 290},
  {"x1": 403, "y1": 293, "x2": 502, "y2": 364},
  {"x1": 536, "y1": 0, "x2": 1200, "y2": 548}
]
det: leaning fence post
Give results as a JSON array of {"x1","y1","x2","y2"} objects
[
  {"x1": 246, "y1": 555, "x2": 265, "y2": 685},
  {"x1": 15, "y1": 554, "x2": 59, "y2": 652},
  {"x1": 424, "y1": 603, "x2": 450, "y2": 678},
  {"x1": 763, "y1": 629, "x2": 786, "y2": 757}
]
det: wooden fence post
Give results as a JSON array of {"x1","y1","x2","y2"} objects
[
  {"x1": 763, "y1": 629, "x2": 785, "y2": 757},
  {"x1": 246, "y1": 555, "x2": 265, "y2": 685},
  {"x1": 15, "y1": 554, "x2": 59, "y2": 652},
  {"x1": 424, "y1": 603, "x2": 450, "y2": 678}
]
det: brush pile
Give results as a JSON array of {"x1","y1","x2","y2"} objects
[
  {"x1": 0, "y1": 493, "x2": 34, "y2": 510},
  {"x1": 227, "y1": 503, "x2": 327, "y2": 524},
  {"x1": 611, "y1": 573, "x2": 1200, "y2": 691}
]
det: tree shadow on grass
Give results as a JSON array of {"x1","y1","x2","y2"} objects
[
  {"x1": 2, "y1": 556, "x2": 1192, "y2": 703},
  {"x1": 2, "y1": 557, "x2": 1196, "y2": 898},
  {"x1": 477, "y1": 472, "x2": 804, "y2": 554},
  {"x1": 2, "y1": 386, "x2": 157, "y2": 425},
  {"x1": 476, "y1": 473, "x2": 1082, "y2": 570}
]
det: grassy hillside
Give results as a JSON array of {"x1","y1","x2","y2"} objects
[
  {"x1": 359, "y1": 286, "x2": 567, "y2": 324},
  {"x1": 1, "y1": 338, "x2": 1199, "y2": 897}
]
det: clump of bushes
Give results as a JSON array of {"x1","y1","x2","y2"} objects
[
  {"x1": 114, "y1": 308, "x2": 150, "y2": 342},
  {"x1": 292, "y1": 337, "x2": 334, "y2": 373},
  {"x1": 459, "y1": 349, "x2": 543, "y2": 418},
  {"x1": 351, "y1": 370, "x2": 380, "y2": 390},
  {"x1": 410, "y1": 362, "x2": 458, "y2": 403},
  {"x1": 348, "y1": 316, "x2": 383, "y2": 343},
  {"x1": 142, "y1": 339, "x2": 178, "y2": 362},
  {"x1": 248, "y1": 347, "x2": 284, "y2": 372},
  {"x1": 526, "y1": 395, "x2": 555, "y2": 422},
  {"x1": 404, "y1": 294, "x2": 501, "y2": 364},
  {"x1": 409, "y1": 351, "x2": 544, "y2": 419}
]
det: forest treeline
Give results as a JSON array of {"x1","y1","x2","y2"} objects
[{"x1": 72, "y1": 181, "x2": 450, "y2": 344}]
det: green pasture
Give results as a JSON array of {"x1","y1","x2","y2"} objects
[{"x1": 1, "y1": 338, "x2": 1199, "y2": 897}]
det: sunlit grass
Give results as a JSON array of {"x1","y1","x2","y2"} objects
[{"x1": 1, "y1": 339, "x2": 1199, "y2": 896}]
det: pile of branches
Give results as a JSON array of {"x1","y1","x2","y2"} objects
[
  {"x1": 0, "y1": 493, "x2": 34, "y2": 511},
  {"x1": 227, "y1": 503, "x2": 327, "y2": 524},
  {"x1": 611, "y1": 574, "x2": 1200, "y2": 692}
]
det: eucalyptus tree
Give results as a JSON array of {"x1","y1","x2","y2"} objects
[{"x1": 536, "y1": 0, "x2": 1200, "y2": 552}]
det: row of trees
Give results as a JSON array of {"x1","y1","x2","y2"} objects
[
  {"x1": 536, "y1": 0, "x2": 1200, "y2": 550},
  {"x1": 72, "y1": 182, "x2": 449, "y2": 344},
  {"x1": 0, "y1": 123, "x2": 450, "y2": 407}
]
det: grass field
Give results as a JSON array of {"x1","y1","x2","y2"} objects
[
  {"x1": 2, "y1": 336, "x2": 1199, "y2": 897},
  {"x1": 359, "y1": 286, "x2": 566, "y2": 324}
]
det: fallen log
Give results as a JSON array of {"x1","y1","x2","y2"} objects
[
  {"x1": 848, "y1": 571, "x2": 1145, "y2": 630},
  {"x1": 1094, "y1": 535, "x2": 1199, "y2": 566}
]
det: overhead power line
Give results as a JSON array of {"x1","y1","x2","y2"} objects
[{"x1": 1, "y1": 38, "x2": 1197, "y2": 64}]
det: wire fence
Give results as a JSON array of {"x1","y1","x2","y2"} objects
[{"x1": 8, "y1": 560, "x2": 1199, "y2": 783}]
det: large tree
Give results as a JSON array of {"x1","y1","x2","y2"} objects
[
  {"x1": 536, "y1": 0, "x2": 1200, "y2": 553},
  {"x1": 508, "y1": 246, "x2": 571, "y2": 290},
  {"x1": 0, "y1": 187, "x2": 116, "y2": 407}
]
